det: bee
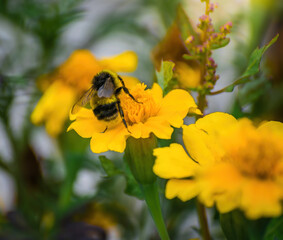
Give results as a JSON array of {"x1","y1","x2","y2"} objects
[{"x1": 71, "y1": 70, "x2": 139, "y2": 132}]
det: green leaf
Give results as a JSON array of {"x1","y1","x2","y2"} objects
[
  {"x1": 211, "y1": 38, "x2": 230, "y2": 49},
  {"x1": 264, "y1": 215, "x2": 283, "y2": 240},
  {"x1": 242, "y1": 34, "x2": 279, "y2": 78},
  {"x1": 230, "y1": 99, "x2": 245, "y2": 118},
  {"x1": 182, "y1": 54, "x2": 201, "y2": 60},
  {"x1": 59, "y1": 153, "x2": 83, "y2": 209},
  {"x1": 220, "y1": 211, "x2": 250, "y2": 240},
  {"x1": 238, "y1": 76, "x2": 269, "y2": 106},
  {"x1": 99, "y1": 156, "x2": 143, "y2": 199},
  {"x1": 99, "y1": 156, "x2": 122, "y2": 177},
  {"x1": 220, "y1": 211, "x2": 270, "y2": 240},
  {"x1": 209, "y1": 34, "x2": 278, "y2": 95},
  {"x1": 155, "y1": 61, "x2": 175, "y2": 91},
  {"x1": 224, "y1": 85, "x2": 235, "y2": 92}
]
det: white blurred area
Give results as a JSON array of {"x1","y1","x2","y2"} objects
[
  {"x1": 0, "y1": 169, "x2": 15, "y2": 212},
  {"x1": 74, "y1": 169, "x2": 101, "y2": 196},
  {"x1": 0, "y1": 0, "x2": 254, "y2": 233}
]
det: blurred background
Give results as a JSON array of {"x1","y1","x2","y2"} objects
[{"x1": 0, "y1": 0, "x2": 282, "y2": 239}]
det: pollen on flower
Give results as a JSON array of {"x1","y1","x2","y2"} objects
[
  {"x1": 120, "y1": 83, "x2": 160, "y2": 125},
  {"x1": 221, "y1": 120, "x2": 283, "y2": 179}
]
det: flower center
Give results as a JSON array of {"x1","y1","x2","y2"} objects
[
  {"x1": 120, "y1": 83, "x2": 160, "y2": 125},
  {"x1": 221, "y1": 121, "x2": 283, "y2": 179}
]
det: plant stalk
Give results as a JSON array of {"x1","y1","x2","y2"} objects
[
  {"x1": 196, "y1": 92, "x2": 211, "y2": 240},
  {"x1": 141, "y1": 182, "x2": 170, "y2": 240},
  {"x1": 196, "y1": 199, "x2": 211, "y2": 240}
]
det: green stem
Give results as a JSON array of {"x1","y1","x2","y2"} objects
[
  {"x1": 197, "y1": 93, "x2": 207, "y2": 119},
  {"x1": 196, "y1": 200, "x2": 211, "y2": 240},
  {"x1": 58, "y1": 152, "x2": 82, "y2": 210},
  {"x1": 196, "y1": 92, "x2": 211, "y2": 240},
  {"x1": 141, "y1": 182, "x2": 170, "y2": 240}
]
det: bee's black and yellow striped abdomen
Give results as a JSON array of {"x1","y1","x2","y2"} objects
[{"x1": 93, "y1": 101, "x2": 118, "y2": 121}]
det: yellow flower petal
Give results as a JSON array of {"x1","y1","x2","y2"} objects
[
  {"x1": 182, "y1": 124, "x2": 216, "y2": 166},
  {"x1": 128, "y1": 122, "x2": 143, "y2": 138},
  {"x1": 153, "y1": 143, "x2": 199, "y2": 179},
  {"x1": 241, "y1": 180, "x2": 283, "y2": 219},
  {"x1": 159, "y1": 89, "x2": 199, "y2": 128},
  {"x1": 195, "y1": 112, "x2": 237, "y2": 135},
  {"x1": 198, "y1": 163, "x2": 243, "y2": 210},
  {"x1": 56, "y1": 50, "x2": 102, "y2": 91},
  {"x1": 181, "y1": 113, "x2": 235, "y2": 165},
  {"x1": 90, "y1": 123, "x2": 129, "y2": 153},
  {"x1": 166, "y1": 179, "x2": 200, "y2": 201},
  {"x1": 99, "y1": 51, "x2": 138, "y2": 73},
  {"x1": 175, "y1": 61, "x2": 201, "y2": 88},
  {"x1": 258, "y1": 121, "x2": 283, "y2": 137},
  {"x1": 31, "y1": 81, "x2": 76, "y2": 137},
  {"x1": 45, "y1": 110, "x2": 69, "y2": 137},
  {"x1": 128, "y1": 117, "x2": 173, "y2": 139},
  {"x1": 151, "y1": 83, "x2": 163, "y2": 105},
  {"x1": 142, "y1": 117, "x2": 173, "y2": 139},
  {"x1": 121, "y1": 76, "x2": 140, "y2": 89},
  {"x1": 67, "y1": 108, "x2": 106, "y2": 138},
  {"x1": 215, "y1": 192, "x2": 241, "y2": 213}
]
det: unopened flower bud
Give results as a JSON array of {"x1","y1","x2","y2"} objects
[{"x1": 124, "y1": 134, "x2": 157, "y2": 184}]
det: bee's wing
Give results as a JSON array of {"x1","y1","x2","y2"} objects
[
  {"x1": 71, "y1": 87, "x2": 95, "y2": 114},
  {"x1": 97, "y1": 77, "x2": 114, "y2": 98}
]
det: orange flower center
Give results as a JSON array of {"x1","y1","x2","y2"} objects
[
  {"x1": 120, "y1": 84, "x2": 160, "y2": 125},
  {"x1": 221, "y1": 122, "x2": 283, "y2": 179}
]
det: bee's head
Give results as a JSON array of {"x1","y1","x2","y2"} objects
[{"x1": 92, "y1": 71, "x2": 114, "y2": 90}]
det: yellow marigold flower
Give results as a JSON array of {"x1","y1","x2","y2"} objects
[
  {"x1": 153, "y1": 112, "x2": 283, "y2": 219},
  {"x1": 31, "y1": 50, "x2": 138, "y2": 137},
  {"x1": 67, "y1": 83, "x2": 201, "y2": 153}
]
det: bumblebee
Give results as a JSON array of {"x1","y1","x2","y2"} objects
[{"x1": 72, "y1": 70, "x2": 138, "y2": 132}]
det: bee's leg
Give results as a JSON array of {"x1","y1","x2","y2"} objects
[
  {"x1": 116, "y1": 100, "x2": 131, "y2": 133},
  {"x1": 117, "y1": 76, "x2": 142, "y2": 104},
  {"x1": 114, "y1": 87, "x2": 123, "y2": 95},
  {"x1": 123, "y1": 87, "x2": 142, "y2": 104},
  {"x1": 118, "y1": 75, "x2": 127, "y2": 86},
  {"x1": 115, "y1": 86, "x2": 141, "y2": 104}
]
